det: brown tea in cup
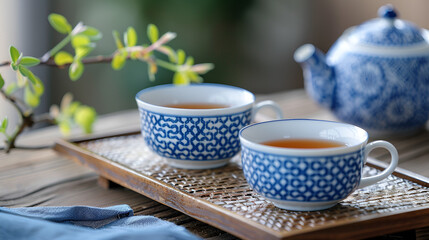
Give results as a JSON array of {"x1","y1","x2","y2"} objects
[
  {"x1": 164, "y1": 103, "x2": 229, "y2": 109},
  {"x1": 261, "y1": 138, "x2": 346, "y2": 149}
]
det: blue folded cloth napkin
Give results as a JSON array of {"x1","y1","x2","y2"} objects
[{"x1": 0, "y1": 204, "x2": 201, "y2": 240}]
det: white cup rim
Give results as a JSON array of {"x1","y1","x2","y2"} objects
[
  {"x1": 135, "y1": 83, "x2": 255, "y2": 116},
  {"x1": 239, "y1": 119, "x2": 369, "y2": 156}
]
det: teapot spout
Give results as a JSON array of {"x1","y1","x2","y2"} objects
[{"x1": 294, "y1": 44, "x2": 336, "y2": 110}]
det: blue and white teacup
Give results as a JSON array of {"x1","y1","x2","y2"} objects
[
  {"x1": 239, "y1": 119, "x2": 398, "y2": 211},
  {"x1": 136, "y1": 83, "x2": 283, "y2": 169}
]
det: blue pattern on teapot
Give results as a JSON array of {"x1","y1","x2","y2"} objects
[{"x1": 294, "y1": 5, "x2": 429, "y2": 135}]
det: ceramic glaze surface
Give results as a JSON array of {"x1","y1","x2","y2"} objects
[
  {"x1": 139, "y1": 108, "x2": 252, "y2": 161},
  {"x1": 136, "y1": 83, "x2": 283, "y2": 169},
  {"x1": 239, "y1": 119, "x2": 398, "y2": 210},
  {"x1": 241, "y1": 147, "x2": 363, "y2": 202},
  {"x1": 349, "y1": 20, "x2": 424, "y2": 46},
  {"x1": 346, "y1": 5, "x2": 426, "y2": 47},
  {"x1": 328, "y1": 53, "x2": 429, "y2": 131},
  {"x1": 294, "y1": 5, "x2": 429, "y2": 134}
]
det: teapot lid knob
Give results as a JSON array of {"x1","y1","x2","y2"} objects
[{"x1": 378, "y1": 4, "x2": 397, "y2": 19}]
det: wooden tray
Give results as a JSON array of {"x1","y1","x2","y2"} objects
[{"x1": 54, "y1": 131, "x2": 429, "y2": 240}]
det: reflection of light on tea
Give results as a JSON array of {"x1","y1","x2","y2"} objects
[
  {"x1": 164, "y1": 103, "x2": 229, "y2": 109},
  {"x1": 261, "y1": 138, "x2": 345, "y2": 149}
]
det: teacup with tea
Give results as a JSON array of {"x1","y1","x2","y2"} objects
[
  {"x1": 135, "y1": 83, "x2": 283, "y2": 169},
  {"x1": 239, "y1": 119, "x2": 398, "y2": 211}
]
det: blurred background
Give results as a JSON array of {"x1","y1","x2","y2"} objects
[{"x1": 1, "y1": 0, "x2": 429, "y2": 119}]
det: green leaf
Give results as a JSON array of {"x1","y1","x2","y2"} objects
[
  {"x1": 112, "y1": 30, "x2": 124, "y2": 49},
  {"x1": 9, "y1": 46, "x2": 20, "y2": 63},
  {"x1": 81, "y1": 26, "x2": 102, "y2": 41},
  {"x1": 186, "y1": 71, "x2": 201, "y2": 83},
  {"x1": 11, "y1": 63, "x2": 18, "y2": 71},
  {"x1": 148, "y1": 63, "x2": 157, "y2": 82},
  {"x1": 1, "y1": 118, "x2": 7, "y2": 129},
  {"x1": 111, "y1": 50, "x2": 127, "y2": 70},
  {"x1": 69, "y1": 60, "x2": 84, "y2": 81},
  {"x1": 74, "y1": 106, "x2": 96, "y2": 134},
  {"x1": 32, "y1": 75, "x2": 44, "y2": 96},
  {"x1": 0, "y1": 117, "x2": 8, "y2": 133},
  {"x1": 75, "y1": 47, "x2": 93, "y2": 60},
  {"x1": 177, "y1": 49, "x2": 186, "y2": 65},
  {"x1": 18, "y1": 65, "x2": 29, "y2": 77},
  {"x1": 48, "y1": 13, "x2": 72, "y2": 34},
  {"x1": 27, "y1": 71, "x2": 39, "y2": 86},
  {"x1": 186, "y1": 56, "x2": 194, "y2": 66},
  {"x1": 24, "y1": 85, "x2": 40, "y2": 107},
  {"x1": 72, "y1": 35, "x2": 91, "y2": 48},
  {"x1": 173, "y1": 72, "x2": 189, "y2": 85},
  {"x1": 20, "y1": 56, "x2": 40, "y2": 67},
  {"x1": 16, "y1": 72, "x2": 26, "y2": 87},
  {"x1": 111, "y1": 55, "x2": 125, "y2": 70},
  {"x1": 58, "y1": 121, "x2": 71, "y2": 135},
  {"x1": 18, "y1": 66, "x2": 37, "y2": 85},
  {"x1": 147, "y1": 24, "x2": 159, "y2": 43},
  {"x1": 5, "y1": 82, "x2": 17, "y2": 94},
  {"x1": 54, "y1": 51, "x2": 74, "y2": 66},
  {"x1": 0, "y1": 73, "x2": 4, "y2": 89},
  {"x1": 125, "y1": 27, "x2": 137, "y2": 47},
  {"x1": 158, "y1": 46, "x2": 177, "y2": 62},
  {"x1": 65, "y1": 102, "x2": 81, "y2": 116}
]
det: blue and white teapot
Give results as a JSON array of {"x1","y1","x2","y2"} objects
[{"x1": 294, "y1": 5, "x2": 429, "y2": 135}]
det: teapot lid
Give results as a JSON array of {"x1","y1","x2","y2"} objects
[{"x1": 347, "y1": 5, "x2": 427, "y2": 47}]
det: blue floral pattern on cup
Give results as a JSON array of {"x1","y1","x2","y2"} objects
[
  {"x1": 241, "y1": 146, "x2": 363, "y2": 202},
  {"x1": 139, "y1": 108, "x2": 252, "y2": 161}
]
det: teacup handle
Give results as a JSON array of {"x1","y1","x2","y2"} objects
[
  {"x1": 251, "y1": 100, "x2": 284, "y2": 121},
  {"x1": 358, "y1": 140, "x2": 399, "y2": 189}
]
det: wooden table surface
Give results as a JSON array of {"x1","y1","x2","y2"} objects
[{"x1": 1, "y1": 89, "x2": 429, "y2": 240}]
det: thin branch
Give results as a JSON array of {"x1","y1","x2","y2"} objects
[
  {"x1": 42, "y1": 55, "x2": 114, "y2": 67},
  {"x1": 0, "y1": 88, "x2": 25, "y2": 117},
  {"x1": 155, "y1": 59, "x2": 178, "y2": 72},
  {"x1": 0, "y1": 26, "x2": 212, "y2": 154},
  {"x1": 0, "y1": 55, "x2": 114, "y2": 69},
  {"x1": 0, "y1": 89, "x2": 54, "y2": 153},
  {"x1": 41, "y1": 34, "x2": 72, "y2": 62},
  {"x1": 1, "y1": 32, "x2": 176, "y2": 69},
  {"x1": 5, "y1": 114, "x2": 33, "y2": 153},
  {"x1": 0, "y1": 89, "x2": 33, "y2": 153},
  {"x1": 0, "y1": 61, "x2": 10, "y2": 67}
]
